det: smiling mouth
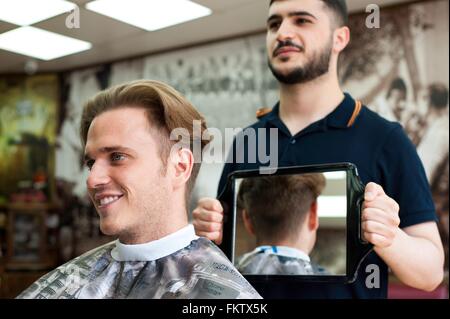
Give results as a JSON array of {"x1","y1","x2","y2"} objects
[{"x1": 98, "y1": 195, "x2": 123, "y2": 208}]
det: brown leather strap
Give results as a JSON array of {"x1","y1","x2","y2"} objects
[{"x1": 347, "y1": 100, "x2": 362, "y2": 127}]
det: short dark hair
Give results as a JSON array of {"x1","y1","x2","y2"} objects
[
  {"x1": 269, "y1": 0, "x2": 348, "y2": 27},
  {"x1": 237, "y1": 173, "x2": 326, "y2": 242},
  {"x1": 387, "y1": 77, "x2": 407, "y2": 99},
  {"x1": 428, "y1": 83, "x2": 449, "y2": 110}
]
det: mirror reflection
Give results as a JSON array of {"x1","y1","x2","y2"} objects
[{"x1": 234, "y1": 171, "x2": 347, "y2": 276}]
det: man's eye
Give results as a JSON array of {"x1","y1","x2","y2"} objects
[
  {"x1": 85, "y1": 160, "x2": 94, "y2": 170},
  {"x1": 296, "y1": 18, "x2": 310, "y2": 25},
  {"x1": 111, "y1": 153, "x2": 126, "y2": 162},
  {"x1": 268, "y1": 21, "x2": 280, "y2": 30}
]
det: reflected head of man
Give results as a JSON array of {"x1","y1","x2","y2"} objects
[
  {"x1": 237, "y1": 173, "x2": 326, "y2": 254},
  {"x1": 80, "y1": 80, "x2": 210, "y2": 244}
]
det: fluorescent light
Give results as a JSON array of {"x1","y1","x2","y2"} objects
[
  {"x1": 0, "y1": 27, "x2": 92, "y2": 61},
  {"x1": 324, "y1": 171, "x2": 346, "y2": 180},
  {"x1": 317, "y1": 196, "x2": 347, "y2": 218},
  {"x1": 86, "y1": 0, "x2": 212, "y2": 31},
  {"x1": 0, "y1": 0, "x2": 76, "y2": 26}
]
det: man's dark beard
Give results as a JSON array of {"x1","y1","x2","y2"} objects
[{"x1": 268, "y1": 41, "x2": 333, "y2": 85}]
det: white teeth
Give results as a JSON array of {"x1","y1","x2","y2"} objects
[{"x1": 100, "y1": 196, "x2": 120, "y2": 206}]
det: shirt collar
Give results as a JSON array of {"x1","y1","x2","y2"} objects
[
  {"x1": 259, "y1": 102, "x2": 292, "y2": 136},
  {"x1": 326, "y1": 93, "x2": 359, "y2": 128},
  {"x1": 260, "y1": 93, "x2": 358, "y2": 130},
  {"x1": 255, "y1": 245, "x2": 310, "y2": 262},
  {"x1": 111, "y1": 224, "x2": 199, "y2": 262}
]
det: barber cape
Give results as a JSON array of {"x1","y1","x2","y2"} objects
[
  {"x1": 17, "y1": 225, "x2": 261, "y2": 299},
  {"x1": 237, "y1": 246, "x2": 328, "y2": 275}
]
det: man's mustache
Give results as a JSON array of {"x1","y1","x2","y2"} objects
[{"x1": 273, "y1": 39, "x2": 304, "y2": 56}]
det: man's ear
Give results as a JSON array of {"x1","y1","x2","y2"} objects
[
  {"x1": 168, "y1": 147, "x2": 194, "y2": 190},
  {"x1": 308, "y1": 201, "x2": 319, "y2": 231},
  {"x1": 333, "y1": 26, "x2": 350, "y2": 54},
  {"x1": 242, "y1": 209, "x2": 255, "y2": 237}
]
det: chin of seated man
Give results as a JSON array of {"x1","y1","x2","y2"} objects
[
  {"x1": 236, "y1": 174, "x2": 329, "y2": 276},
  {"x1": 17, "y1": 80, "x2": 261, "y2": 299}
]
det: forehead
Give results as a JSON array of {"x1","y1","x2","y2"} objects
[
  {"x1": 85, "y1": 107, "x2": 155, "y2": 151},
  {"x1": 269, "y1": 0, "x2": 326, "y2": 18},
  {"x1": 269, "y1": 0, "x2": 323, "y2": 12}
]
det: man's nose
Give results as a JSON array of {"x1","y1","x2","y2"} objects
[
  {"x1": 276, "y1": 20, "x2": 296, "y2": 42},
  {"x1": 86, "y1": 162, "x2": 111, "y2": 190}
]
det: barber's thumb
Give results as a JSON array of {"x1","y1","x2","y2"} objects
[
  {"x1": 212, "y1": 200, "x2": 223, "y2": 213},
  {"x1": 364, "y1": 182, "x2": 380, "y2": 201}
]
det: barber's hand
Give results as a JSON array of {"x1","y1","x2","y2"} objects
[
  {"x1": 362, "y1": 182, "x2": 401, "y2": 249},
  {"x1": 192, "y1": 198, "x2": 224, "y2": 245}
]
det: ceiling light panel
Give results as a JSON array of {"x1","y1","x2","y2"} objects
[
  {"x1": 0, "y1": 0, "x2": 76, "y2": 26},
  {"x1": 86, "y1": 0, "x2": 212, "y2": 31},
  {"x1": 0, "y1": 26, "x2": 92, "y2": 60}
]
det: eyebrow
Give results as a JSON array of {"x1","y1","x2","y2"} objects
[
  {"x1": 267, "y1": 11, "x2": 318, "y2": 24},
  {"x1": 84, "y1": 146, "x2": 134, "y2": 161}
]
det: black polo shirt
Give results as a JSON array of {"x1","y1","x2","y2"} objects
[{"x1": 217, "y1": 93, "x2": 436, "y2": 299}]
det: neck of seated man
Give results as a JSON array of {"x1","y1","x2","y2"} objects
[{"x1": 116, "y1": 199, "x2": 189, "y2": 245}]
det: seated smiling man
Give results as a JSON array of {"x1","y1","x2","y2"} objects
[{"x1": 17, "y1": 80, "x2": 261, "y2": 299}]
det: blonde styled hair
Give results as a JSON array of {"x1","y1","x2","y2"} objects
[{"x1": 80, "y1": 79, "x2": 210, "y2": 198}]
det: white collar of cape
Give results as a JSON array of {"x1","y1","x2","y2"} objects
[
  {"x1": 111, "y1": 224, "x2": 199, "y2": 262},
  {"x1": 253, "y1": 245, "x2": 311, "y2": 262}
]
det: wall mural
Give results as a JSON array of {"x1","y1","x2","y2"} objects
[{"x1": 343, "y1": 0, "x2": 449, "y2": 269}]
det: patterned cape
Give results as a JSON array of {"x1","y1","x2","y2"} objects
[
  {"x1": 237, "y1": 247, "x2": 329, "y2": 275},
  {"x1": 17, "y1": 237, "x2": 261, "y2": 299}
]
